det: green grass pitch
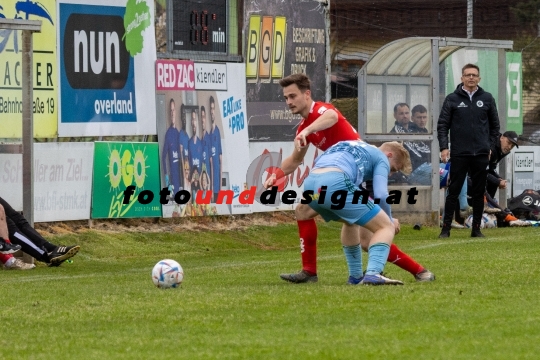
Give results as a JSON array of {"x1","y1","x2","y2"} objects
[{"x1": 1, "y1": 222, "x2": 540, "y2": 359}]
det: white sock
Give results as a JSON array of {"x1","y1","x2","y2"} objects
[{"x1": 5, "y1": 257, "x2": 16, "y2": 267}]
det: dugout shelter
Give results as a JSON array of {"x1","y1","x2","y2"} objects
[{"x1": 357, "y1": 37, "x2": 513, "y2": 224}]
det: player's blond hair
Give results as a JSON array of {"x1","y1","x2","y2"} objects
[{"x1": 380, "y1": 141, "x2": 412, "y2": 175}]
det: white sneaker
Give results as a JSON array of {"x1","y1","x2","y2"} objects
[
  {"x1": 509, "y1": 220, "x2": 531, "y2": 227},
  {"x1": 459, "y1": 206, "x2": 473, "y2": 218},
  {"x1": 451, "y1": 221, "x2": 465, "y2": 229},
  {"x1": 4, "y1": 258, "x2": 36, "y2": 270}
]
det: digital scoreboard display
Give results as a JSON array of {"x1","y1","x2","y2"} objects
[{"x1": 172, "y1": 0, "x2": 228, "y2": 53}]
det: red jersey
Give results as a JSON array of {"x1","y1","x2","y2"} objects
[{"x1": 296, "y1": 101, "x2": 360, "y2": 151}]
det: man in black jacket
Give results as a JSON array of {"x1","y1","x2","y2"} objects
[
  {"x1": 437, "y1": 63, "x2": 500, "y2": 238},
  {"x1": 486, "y1": 131, "x2": 519, "y2": 198}
]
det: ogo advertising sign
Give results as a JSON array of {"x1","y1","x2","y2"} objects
[{"x1": 91, "y1": 142, "x2": 162, "y2": 218}]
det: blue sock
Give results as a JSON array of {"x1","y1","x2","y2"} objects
[
  {"x1": 365, "y1": 242, "x2": 391, "y2": 276},
  {"x1": 343, "y1": 244, "x2": 362, "y2": 279}
]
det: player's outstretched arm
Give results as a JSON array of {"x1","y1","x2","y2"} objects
[
  {"x1": 263, "y1": 147, "x2": 309, "y2": 189},
  {"x1": 281, "y1": 146, "x2": 309, "y2": 175},
  {"x1": 295, "y1": 109, "x2": 338, "y2": 148}
]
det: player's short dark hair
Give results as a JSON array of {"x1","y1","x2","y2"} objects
[
  {"x1": 279, "y1": 73, "x2": 311, "y2": 92},
  {"x1": 209, "y1": 96, "x2": 215, "y2": 106},
  {"x1": 411, "y1": 104, "x2": 427, "y2": 115},
  {"x1": 393, "y1": 102, "x2": 409, "y2": 114},
  {"x1": 201, "y1": 105, "x2": 206, "y2": 115},
  {"x1": 462, "y1": 63, "x2": 480, "y2": 76}
]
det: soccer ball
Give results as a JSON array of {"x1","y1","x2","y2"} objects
[
  {"x1": 483, "y1": 214, "x2": 497, "y2": 229},
  {"x1": 464, "y1": 215, "x2": 485, "y2": 229},
  {"x1": 152, "y1": 259, "x2": 184, "y2": 288},
  {"x1": 464, "y1": 214, "x2": 497, "y2": 229}
]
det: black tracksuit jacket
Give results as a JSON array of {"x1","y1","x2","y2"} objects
[{"x1": 437, "y1": 84, "x2": 500, "y2": 156}]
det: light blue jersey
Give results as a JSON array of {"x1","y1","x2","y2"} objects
[
  {"x1": 313, "y1": 140, "x2": 392, "y2": 219},
  {"x1": 314, "y1": 140, "x2": 389, "y2": 185}
]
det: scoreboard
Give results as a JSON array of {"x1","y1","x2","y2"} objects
[{"x1": 172, "y1": 0, "x2": 228, "y2": 53}]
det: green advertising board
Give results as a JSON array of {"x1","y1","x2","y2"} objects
[
  {"x1": 506, "y1": 52, "x2": 523, "y2": 134},
  {"x1": 91, "y1": 142, "x2": 162, "y2": 218}
]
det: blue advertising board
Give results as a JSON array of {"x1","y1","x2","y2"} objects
[{"x1": 57, "y1": 0, "x2": 156, "y2": 137}]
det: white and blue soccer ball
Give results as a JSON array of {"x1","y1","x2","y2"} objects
[
  {"x1": 483, "y1": 214, "x2": 497, "y2": 229},
  {"x1": 464, "y1": 214, "x2": 497, "y2": 229},
  {"x1": 152, "y1": 259, "x2": 184, "y2": 289},
  {"x1": 465, "y1": 215, "x2": 484, "y2": 229}
]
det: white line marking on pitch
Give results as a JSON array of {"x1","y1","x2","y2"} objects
[{"x1": 2, "y1": 237, "x2": 513, "y2": 284}]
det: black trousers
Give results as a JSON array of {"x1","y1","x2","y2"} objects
[
  {"x1": 486, "y1": 181, "x2": 499, "y2": 199},
  {"x1": 443, "y1": 155, "x2": 489, "y2": 228},
  {"x1": 0, "y1": 196, "x2": 55, "y2": 262}
]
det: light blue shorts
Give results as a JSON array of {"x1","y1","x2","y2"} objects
[{"x1": 303, "y1": 172, "x2": 380, "y2": 226}]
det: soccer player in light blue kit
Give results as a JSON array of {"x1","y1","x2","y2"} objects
[{"x1": 299, "y1": 140, "x2": 412, "y2": 285}]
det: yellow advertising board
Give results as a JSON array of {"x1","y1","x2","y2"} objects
[{"x1": 0, "y1": 0, "x2": 58, "y2": 138}]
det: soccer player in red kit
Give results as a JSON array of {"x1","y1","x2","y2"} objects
[{"x1": 266, "y1": 73, "x2": 435, "y2": 283}]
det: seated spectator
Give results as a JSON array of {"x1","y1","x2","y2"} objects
[
  {"x1": 441, "y1": 179, "x2": 529, "y2": 228},
  {"x1": 390, "y1": 104, "x2": 431, "y2": 183},
  {"x1": 406, "y1": 105, "x2": 431, "y2": 173},
  {"x1": 505, "y1": 189, "x2": 540, "y2": 222},
  {"x1": 1, "y1": 201, "x2": 34, "y2": 269},
  {"x1": 390, "y1": 103, "x2": 413, "y2": 133},
  {"x1": 0, "y1": 238, "x2": 21, "y2": 254},
  {"x1": 0, "y1": 196, "x2": 80, "y2": 268},
  {"x1": 486, "y1": 131, "x2": 519, "y2": 199},
  {"x1": 483, "y1": 192, "x2": 530, "y2": 227},
  {"x1": 409, "y1": 104, "x2": 429, "y2": 133}
]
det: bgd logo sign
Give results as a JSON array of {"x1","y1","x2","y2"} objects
[{"x1": 246, "y1": 15, "x2": 286, "y2": 81}]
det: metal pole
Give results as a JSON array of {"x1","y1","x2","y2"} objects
[
  {"x1": 467, "y1": 0, "x2": 473, "y2": 39},
  {"x1": 22, "y1": 29, "x2": 34, "y2": 226},
  {"x1": 357, "y1": 68, "x2": 365, "y2": 137},
  {"x1": 0, "y1": 19, "x2": 41, "y2": 265},
  {"x1": 431, "y1": 38, "x2": 440, "y2": 220},
  {"x1": 497, "y1": 48, "x2": 508, "y2": 208},
  {"x1": 324, "y1": 0, "x2": 331, "y2": 102}
]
